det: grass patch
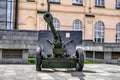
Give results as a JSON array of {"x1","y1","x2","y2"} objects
[
  {"x1": 28, "y1": 57, "x2": 35, "y2": 64},
  {"x1": 84, "y1": 60, "x2": 100, "y2": 64},
  {"x1": 28, "y1": 57, "x2": 100, "y2": 64}
]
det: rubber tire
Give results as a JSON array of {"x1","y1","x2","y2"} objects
[
  {"x1": 76, "y1": 49, "x2": 84, "y2": 71},
  {"x1": 36, "y1": 47, "x2": 42, "y2": 71}
]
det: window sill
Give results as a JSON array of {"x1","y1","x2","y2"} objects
[
  {"x1": 27, "y1": 0, "x2": 35, "y2": 2},
  {"x1": 85, "y1": 14, "x2": 95, "y2": 18},
  {"x1": 72, "y1": 3, "x2": 83, "y2": 6},
  {"x1": 116, "y1": 7, "x2": 120, "y2": 9},
  {"x1": 49, "y1": 2, "x2": 60, "y2": 4},
  {"x1": 95, "y1": 6, "x2": 105, "y2": 8},
  {"x1": 37, "y1": 11, "x2": 47, "y2": 14}
]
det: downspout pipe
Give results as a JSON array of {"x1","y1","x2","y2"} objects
[{"x1": 15, "y1": 0, "x2": 18, "y2": 29}]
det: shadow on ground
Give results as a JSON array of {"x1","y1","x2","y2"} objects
[
  {"x1": 40, "y1": 69, "x2": 97, "y2": 80},
  {"x1": 70, "y1": 70, "x2": 97, "y2": 80}
]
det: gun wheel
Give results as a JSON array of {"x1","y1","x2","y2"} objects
[
  {"x1": 36, "y1": 47, "x2": 42, "y2": 71},
  {"x1": 76, "y1": 49, "x2": 84, "y2": 71}
]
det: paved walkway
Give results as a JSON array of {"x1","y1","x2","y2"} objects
[{"x1": 0, "y1": 64, "x2": 120, "y2": 80}]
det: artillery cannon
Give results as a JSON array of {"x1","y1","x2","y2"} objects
[{"x1": 36, "y1": 12, "x2": 84, "y2": 71}]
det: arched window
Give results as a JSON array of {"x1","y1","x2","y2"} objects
[
  {"x1": 48, "y1": 18, "x2": 60, "y2": 30},
  {"x1": 116, "y1": 23, "x2": 120, "y2": 43},
  {"x1": 95, "y1": 0, "x2": 104, "y2": 7},
  {"x1": 94, "y1": 21, "x2": 104, "y2": 42},
  {"x1": 116, "y1": 0, "x2": 120, "y2": 9},
  {"x1": 72, "y1": 0, "x2": 83, "y2": 5},
  {"x1": 0, "y1": 0, "x2": 17, "y2": 29},
  {"x1": 49, "y1": 0, "x2": 60, "y2": 3},
  {"x1": 53, "y1": 18, "x2": 60, "y2": 30},
  {"x1": 73, "y1": 19, "x2": 82, "y2": 31}
]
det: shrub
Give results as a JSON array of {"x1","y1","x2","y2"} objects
[{"x1": 28, "y1": 57, "x2": 35, "y2": 64}]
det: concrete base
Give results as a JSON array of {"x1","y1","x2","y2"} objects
[
  {"x1": 0, "y1": 30, "x2": 38, "y2": 64},
  {"x1": 0, "y1": 49, "x2": 29, "y2": 64},
  {"x1": 85, "y1": 51, "x2": 118, "y2": 64}
]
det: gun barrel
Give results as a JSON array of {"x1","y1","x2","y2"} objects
[{"x1": 43, "y1": 12, "x2": 58, "y2": 40}]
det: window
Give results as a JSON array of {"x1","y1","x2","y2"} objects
[
  {"x1": 95, "y1": 52, "x2": 104, "y2": 59},
  {"x1": 49, "y1": 0, "x2": 60, "y2": 3},
  {"x1": 116, "y1": 23, "x2": 120, "y2": 43},
  {"x1": 53, "y1": 18, "x2": 60, "y2": 30},
  {"x1": 86, "y1": 51, "x2": 93, "y2": 58},
  {"x1": 2, "y1": 49, "x2": 22, "y2": 59},
  {"x1": 116, "y1": 0, "x2": 120, "y2": 9},
  {"x1": 73, "y1": 19, "x2": 82, "y2": 31},
  {"x1": 0, "y1": 0, "x2": 16, "y2": 29},
  {"x1": 49, "y1": 18, "x2": 60, "y2": 30},
  {"x1": 72, "y1": 0, "x2": 83, "y2": 5},
  {"x1": 95, "y1": 0, "x2": 104, "y2": 7},
  {"x1": 94, "y1": 21, "x2": 104, "y2": 43},
  {"x1": 112, "y1": 52, "x2": 120, "y2": 60}
]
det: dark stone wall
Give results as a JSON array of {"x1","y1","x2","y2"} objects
[
  {"x1": 0, "y1": 29, "x2": 38, "y2": 49},
  {"x1": 38, "y1": 30, "x2": 82, "y2": 55}
]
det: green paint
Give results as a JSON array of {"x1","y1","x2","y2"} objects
[
  {"x1": 28, "y1": 57, "x2": 100, "y2": 64},
  {"x1": 42, "y1": 58, "x2": 76, "y2": 68}
]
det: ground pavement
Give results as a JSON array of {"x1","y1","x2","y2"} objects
[{"x1": 0, "y1": 64, "x2": 120, "y2": 80}]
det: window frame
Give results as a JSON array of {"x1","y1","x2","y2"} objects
[
  {"x1": 116, "y1": 0, "x2": 120, "y2": 9},
  {"x1": 72, "y1": 0, "x2": 83, "y2": 6},
  {"x1": 116, "y1": 23, "x2": 120, "y2": 43},
  {"x1": 73, "y1": 19, "x2": 82, "y2": 31},
  {"x1": 0, "y1": 0, "x2": 17, "y2": 29},
  {"x1": 53, "y1": 18, "x2": 60, "y2": 30},
  {"x1": 95, "y1": 0, "x2": 105, "y2": 8},
  {"x1": 48, "y1": 18, "x2": 60, "y2": 30},
  {"x1": 94, "y1": 21, "x2": 104, "y2": 43},
  {"x1": 49, "y1": 0, "x2": 60, "y2": 4},
  {"x1": 95, "y1": 52, "x2": 104, "y2": 59},
  {"x1": 2, "y1": 49, "x2": 22, "y2": 59}
]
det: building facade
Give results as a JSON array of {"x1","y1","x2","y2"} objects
[{"x1": 0, "y1": 0, "x2": 120, "y2": 63}]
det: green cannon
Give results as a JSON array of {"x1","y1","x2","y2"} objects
[{"x1": 36, "y1": 12, "x2": 84, "y2": 71}]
